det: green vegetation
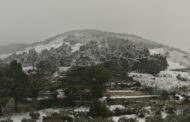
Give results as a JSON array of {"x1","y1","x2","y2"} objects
[
  {"x1": 63, "y1": 65, "x2": 111, "y2": 104},
  {"x1": 21, "y1": 119, "x2": 36, "y2": 122},
  {"x1": 118, "y1": 117, "x2": 137, "y2": 122},
  {"x1": 0, "y1": 45, "x2": 172, "y2": 121},
  {"x1": 88, "y1": 99, "x2": 112, "y2": 118},
  {"x1": 133, "y1": 54, "x2": 168, "y2": 74},
  {"x1": 0, "y1": 61, "x2": 29, "y2": 113}
]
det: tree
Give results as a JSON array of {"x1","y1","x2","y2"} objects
[
  {"x1": 7, "y1": 60, "x2": 29, "y2": 112},
  {"x1": 87, "y1": 65, "x2": 111, "y2": 98},
  {"x1": 146, "y1": 115, "x2": 164, "y2": 122},
  {"x1": 103, "y1": 57, "x2": 129, "y2": 79},
  {"x1": 133, "y1": 54, "x2": 168, "y2": 75},
  {"x1": 29, "y1": 71, "x2": 51, "y2": 100},
  {"x1": 63, "y1": 65, "x2": 111, "y2": 104},
  {"x1": 0, "y1": 64, "x2": 11, "y2": 116},
  {"x1": 88, "y1": 99, "x2": 111, "y2": 118},
  {"x1": 27, "y1": 49, "x2": 38, "y2": 69},
  {"x1": 36, "y1": 57, "x2": 58, "y2": 73}
]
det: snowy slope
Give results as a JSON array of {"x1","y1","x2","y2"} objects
[
  {"x1": 129, "y1": 48, "x2": 190, "y2": 91},
  {"x1": 149, "y1": 48, "x2": 190, "y2": 68},
  {"x1": 0, "y1": 40, "x2": 83, "y2": 59},
  {"x1": 129, "y1": 72, "x2": 190, "y2": 91},
  {"x1": 0, "y1": 40, "x2": 64, "y2": 59}
]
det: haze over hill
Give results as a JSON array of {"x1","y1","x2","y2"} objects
[{"x1": 1, "y1": 0, "x2": 190, "y2": 52}]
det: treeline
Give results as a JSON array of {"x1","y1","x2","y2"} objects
[
  {"x1": 0, "y1": 61, "x2": 28, "y2": 114},
  {"x1": 0, "y1": 50, "x2": 168, "y2": 115},
  {"x1": 132, "y1": 54, "x2": 168, "y2": 74},
  {"x1": 4, "y1": 38, "x2": 150, "y2": 68},
  {"x1": 0, "y1": 60, "x2": 52, "y2": 115},
  {"x1": 0, "y1": 60, "x2": 112, "y2": 115}
]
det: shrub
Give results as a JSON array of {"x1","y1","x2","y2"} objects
[
  {"x1": 177, "y1": 74, "x2": 187, "y2": 81},
  {"x1": 118, "y1": 117, "x2": 137, "y2": 122},
  {"x1": 114, "y1": 109, "x2": 130, "y2": 116},
  {"x1": 146, "y1": 115, "x2": 163, "y2": 122},
  {"x1": 61, "y1": 115, "x2": 73, "y2": 122},
  {"x1": 29, "y1": 112, "x2": 40, "y2": 120},
  {"x1": 163, "y1": 114, "x2": 178, "y2": 122},
  {"x1": 0, "y1": 120, "x2": 13, "y2": 122},
  {"x1": 43, "y1": 113, "x2": 63, "y2": 122},
  {"x1": 21, "y1": 119, "x2": 36, "y2": 122},
  {"x1": 165, "y1": 106, "x2": 176, "y2": 114},
  {"x1": 88, "y1": 99, "x2": 112, "y2": 118},
  {"x1": 93, "y1": 118, "x2": 114, "y2": 122},
  {"x1": 37, "y1": 99, "x2": 62, "y2": 109},
  {"x1": 138, "y1": 112, "x2": 145, "y2": 118}
]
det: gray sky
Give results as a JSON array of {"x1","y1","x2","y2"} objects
[{"x1": 0, "y1": 0, "x2": 190, "y2": 52}]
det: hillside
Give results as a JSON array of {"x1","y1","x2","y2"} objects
[
  {"x1": 1, "y1": 29, "x2": 190, "y2": 69},
  {"x1": 0, "y1": 29, "x2": 163, "y2": 58},
  {"x1": 0, "y1": 29, "x2": 163, "y2": 67},
  {"x1": 1, "y1": 30, "x2": 190, "y2": 122}
]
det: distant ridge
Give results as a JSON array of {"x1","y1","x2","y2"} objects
[{"x1": 0, "y1": 29, "x2": 165, "y2": 55}]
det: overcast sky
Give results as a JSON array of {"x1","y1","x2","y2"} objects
[{"x1": 0, "y1": 0, "x2": 190, "y2": 52}]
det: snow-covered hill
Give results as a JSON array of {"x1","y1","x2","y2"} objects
[
  {"x1": 0, "y1": 29, "x2": 163, "y2": 60},
  {"x1": 1, "y1": 30, "x2": 190, "y2": 93}
]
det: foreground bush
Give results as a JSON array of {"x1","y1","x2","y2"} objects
[
  {"x1": 0, "y1": 119, "x2": 13, "y2": 122},
  {"x1": 88, "y1": 99, "x2": 112, "y2": 118},
  {"x1": 60, "y1": 111, "x2": 73, "y2": 122},
  {"x1": 21, "y1": 118, "x2": 36, "y2": 122},
  {"x1": 146, "y1": 115, "x2": 163, "y2": 122},
  {"x1": 29, "y1": 112, "x2": 40, "y2": 120},
  {"x1": 118, "y1": 117, "x2": 137, "y2": 122},
  {"x1": 114, "y1": 108, "x2": 137, "y2": 116}
]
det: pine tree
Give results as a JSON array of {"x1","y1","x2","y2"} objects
[
  {"x1": 0, "y1": 64, "x2": 11, "y2": 115},
  {"x1": 7, "y1": 60, "x2": 28, "y2": 112}
]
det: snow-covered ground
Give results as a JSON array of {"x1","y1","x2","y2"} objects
[
  {"x1": 74, "y1": 107, "x2": 89, "y2": 112},
  {"x1": 58, "y1": 66, "x2": 71, "y2": 72},
  {"x1": 71, "y1": 43, "x2": 83, "y2": 52},
  {"x1": 112, "y1": 114, "x2": 136, "y2": 122},
  {"x1": 167, "y1": 60, "x2": 186, "y2": 70},
  {"x1": 0, "y1": 108, "x2": 62, "y2": 122},
  {"x1": 112, "y1": 114, "x2": 145, "y2": 122},
  {"x1": 149, "y1": 48, "x2": 166, "y2": 55},
  {"x1": 129, "y1": 72, "x2": 190, "y2": 91},
  {"x1": 108, "y1": 105, "x2": 125, "y2": 111}
]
